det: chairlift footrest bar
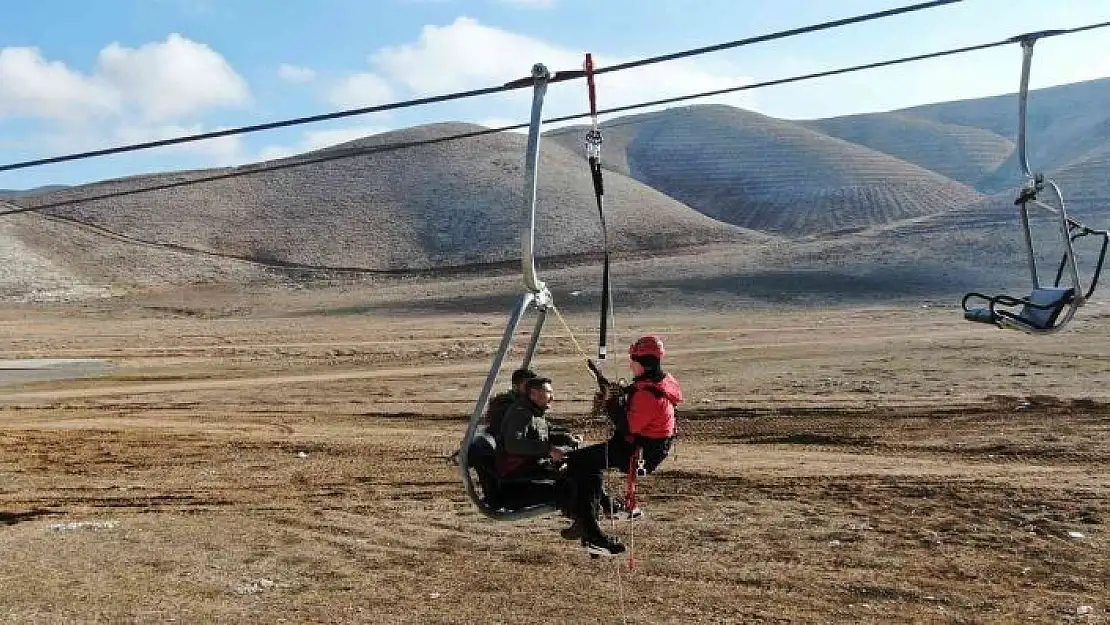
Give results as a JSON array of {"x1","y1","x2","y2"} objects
[{"x1": 963, "y1": 307, "x2": 997, "y2": 326}]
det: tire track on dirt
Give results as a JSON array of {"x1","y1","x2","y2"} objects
[
  {"x1": 0, "y1": 318, "x2": 944, "y2": 358},
  {"x1": 0, "y1": 328, "x2": 981, "y2": 402}
]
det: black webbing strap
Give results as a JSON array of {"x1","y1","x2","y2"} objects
[{"x1": 585, "y1": 53, "x2": 611, "y2": 364}]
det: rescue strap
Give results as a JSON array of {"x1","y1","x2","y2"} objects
[{"x1": 584, "y1": 53, "x2": 612, "y2": 370}]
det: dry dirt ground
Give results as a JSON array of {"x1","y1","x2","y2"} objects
[{"x1": 0, "y1": 288, "x2": 1107, "y2": 624}]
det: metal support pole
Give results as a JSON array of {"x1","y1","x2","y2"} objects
[
  {"x1": 522, "y1": 63, "x2": 551, "y2": 296},
  {"x1": 458, "y1": 292, "x2": 533, "y2": 493},
  {"x1": 1013, "y1": 37, "x2": 1085, "y2": 299},
  {"x1": 522, "y1": 306, "x2": 548, "y2": 369}
]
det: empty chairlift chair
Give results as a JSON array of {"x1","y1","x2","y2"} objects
[{"x1": 961, "y1": 33, "x2": 1108, "y2": 335}]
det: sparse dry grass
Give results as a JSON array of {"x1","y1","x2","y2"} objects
[{"x1": 0, "y1": 292, "x2": 1106, "y2": 624}]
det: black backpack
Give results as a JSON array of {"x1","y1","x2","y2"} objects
[{"x1": 485, "y1": 391, "x2": 517, "y2": 438}]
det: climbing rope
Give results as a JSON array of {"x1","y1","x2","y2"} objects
[
  {"x1": 548, "y1": 304, "x2": 591, "y2": 362},
  {"x1": 551, "y1": 304, "x2": 639, "y2": 563},
  {"x1": 624, "y1": 450, "x2": 644, "y2": 569},
  {"x1": 581, "y1": 54, "x2": 641, "y2": 575}
]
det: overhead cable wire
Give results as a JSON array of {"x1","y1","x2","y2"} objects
[
  {"x1": 0, "y1": 0, "x2": 964, "y2": 173},
  {"x1": 2, "y1": 20, "x2": 1109, "y2": 219},
  {"x1": 581, "y1": 0, "x2": 963, "y2": 78},
  {"x1": 566, "y1": 20, "x2": 1110, "y2": 121}
]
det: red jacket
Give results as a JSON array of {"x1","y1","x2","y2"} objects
[{"x1": 625, "y1": 373, "x2": 682, "y2": 440}]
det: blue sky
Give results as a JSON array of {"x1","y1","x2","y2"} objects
[{"x1": 1, "y1": 0, "x2": 1109, "y2": 190}]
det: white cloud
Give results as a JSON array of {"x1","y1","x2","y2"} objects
[
  {"x1": 369, "y1": 17, "x2": 561, "y2": 95},
  {"x1": 0, "y1": 34, "x2": 253, "y2": 175},
  {"x1": 256, "y1": 123, "x2": 394, "y2": 162},
  {"x1": 0, "y1": 47, "x2": 119, "y2": 121},
  {"x1": 0, "y1": 33, "x2": 250, "y2": 125},
  {"x1": 96, "y1": 33, "x2": 250, "y2": 121},
  {"x1": 327, "y1": 73, "x2": 395, "y2": 109},
  {"x1": 278, "y1": 63, "x2": 316, "y2": 84},
  {"x1": 361, "y1": 17, "x2": 755, "y2": 120}
]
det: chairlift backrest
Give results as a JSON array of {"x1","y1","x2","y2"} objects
[{"x1": 1018, "y1": 286, "x2": 1074, "y2": 330}]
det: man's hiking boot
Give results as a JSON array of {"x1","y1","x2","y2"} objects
[
  {"x1": 560, "y1": 520, "x2": 584, "y2": 540},
  {"x1": 582, "y1": 534, "x2": 625, "y2": 557}
]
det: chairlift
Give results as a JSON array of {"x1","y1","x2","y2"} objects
[
  {"x1": 962, "y1": 32, "x2": 1109, "y2": 334},
  {"x1": 449, "y1": 62, "x2": 575, "y2": 521},
  {"x1": 450, "y1": 51, "x2": 622, "y2": 521}
]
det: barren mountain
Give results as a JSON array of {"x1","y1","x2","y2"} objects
[
  {"x1": 797, "y1": 113, "x2": 1013, "y2": 187},
  {"x1": 2, "y1": 77, "x2": 1108, "y2": 307},
  {"x1": 548, "y1": 104, "x2": 985, "y2": 236},
  {"x1": 896, "y1": 77, "x2": 1110, "y2": 192},
  {"x1": 0, "y1": 216, "x2": 118, "y2": 302},
  {"x1": 900, "y1": 77, "x2": 1110, "y2": 142},
  {"x1": 5, "y1": 123, "x2": 763, "y2": 292},
  {"x1": 796, "y1": 176, "x2": 1109, "y2": 310},
  {"x1": 1053, "y1": 144, "x2": 1110, "y2": 215},
  {"x1": 0, "y1": 209, "x2": 289, "y2": 299}
]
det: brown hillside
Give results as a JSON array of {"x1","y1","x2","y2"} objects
[
  {"x1": 798, "y1": 112, "x2": 1013, "y2": 187},
  {"x1": 899, "y1": 77, "x2": 1110, "y2": 193},
  {"x1": 0, "y1": 215, "x2": 118, "y2": 302},
  {"x1": 549, "y1": 105, "x2": 984, "y2": 236},
  {"x1": 1053, "y1": 145, "x2": 1110, "y2": 217},
  {"x1": 0, "y1": 209, "x2": 286, "y2": 298},
  {"x1": 9, "y1": 123, "x2": 764, "y2": 285},
  {"x1": 7, "y1": 78, "x2": 1110, "y2": 306}
]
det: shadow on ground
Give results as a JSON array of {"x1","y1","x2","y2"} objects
[{"x1": 1, "y1": 508, "x2": 56, "y2": 526}]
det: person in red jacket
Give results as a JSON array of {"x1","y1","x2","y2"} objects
[{"x1": 560, "y1": 335, "x2": 683, "y2": 556}]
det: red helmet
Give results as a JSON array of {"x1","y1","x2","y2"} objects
[{"x1": 629, "y1": 335, "x2": 664, "y2": 360}]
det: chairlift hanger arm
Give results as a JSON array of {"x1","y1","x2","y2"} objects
[
  {"x1": 1015, "y1": 40, "x2": 1035, "y2": 180},
  {"x1": 1013, "y1": 37, "x2": 1085, "y2": 295},
  {"x1": 457, "y1": 59, "x2": 624, "y2": 521},
  {"x1": 1010, "y1": 31, "x2": 1082, "y2": 302},
  {"x1": 522, "y1": 63, "x2": 552, "y2": 302}
]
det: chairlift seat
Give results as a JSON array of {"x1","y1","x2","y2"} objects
[
  {"x1": 465, "y1": 431, "x2": 559, "y2": 513},
  {"x1": 963, "y1": 286, "x2": 1074, "y2": 332},
  {"x1": 1011, "y1": 286, "x2": 1074, "y2": 329}
]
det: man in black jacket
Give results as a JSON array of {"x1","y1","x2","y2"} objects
[
  {"x1": 494, "y1": 376, "x2": 584, "y2": 517},
  {"x1": 496, "y1": 377, "x2": 579, "y2": 478}
]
